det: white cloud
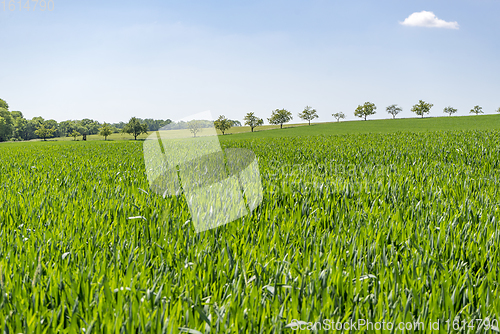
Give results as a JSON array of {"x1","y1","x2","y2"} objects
[{"x1": 400, "y1": 11, "x2": 459, "y2": 29}]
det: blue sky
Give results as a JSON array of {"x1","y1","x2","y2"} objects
[{"x1": 1, "y1": 0, "x2": 499, "y2": 123}]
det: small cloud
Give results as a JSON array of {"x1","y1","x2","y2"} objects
[{"x1": 400, "y1": 11, "x2": 459, "y2": 29}]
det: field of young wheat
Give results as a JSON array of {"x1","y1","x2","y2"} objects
[{"x1": 1, "y1": 130, "x2": 500, "y2": 333}]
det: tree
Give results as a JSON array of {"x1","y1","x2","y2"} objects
[
  {"x1": 71, "y1": 130, "x2": 80, "y2": 141},
  {"x1": 470, "y1": 105, "x2": 483, "y2": 115},
  {"x1": 230, "y1": 120, "x2": 242, "y2": 127},
  {"x1": 122, "y1": 117, "x2": 148, "y2": 140},
  {"x1": 354, "y1": 102, "x2": 377, "y2": 121},
  {"x1": 496, "y1": 107, "x2": 500, "y2": 113},
  {"x1": 10, "y1": 110, "x2": 22, "y2": 118},
  {"x1": 0, "y1": 98, "x2": 8, "y2": 110},
  {"x1": 111, "y1": 121, "x2": 126, "y2": 131},
  {"x1": 443, "y1": 106, "x2": 457, "y2": 116},
  {"x1": 76, "y1": 119, "x2": 93, "y2": 140},
  {"x1": 142, "y1": 118, "x2": 172, "y2": 131},
  {"x1": 298, "y1": 106, "x2": 318, "y2": 125},
  {"x1": 25, "y1": 119, "x2": 42, "y2": 141},
  {"x1": 244, "y1": 112, "x2": 264, "y2": 132},
  {"x1": 0, "y1": 108, "x2": 14, "y2": 141},
  {"x1": 214, "y1": 115, "x2": 232, "y2": 135},
  {"x1": 45, "y1": 119, "x2": 60, "y2": 138},
  {"x1": 411, "y1": 100, "x2": 433, "y2": 118},
  {"x1": 0, "y1": 116, "x2": 12, "y2": 141},
  {"x1": 99, "y1": 123, "x2": 113, "y2": 140},
  {"x1": 76, "y1": 124, "x2": 89, "y2": 141},
  {"x1": 332, "y1": 112, "x2": 345, "y2": 122},
  {"x1": 59, "y1": 120, "x2": 77, "y2": 137},
  {"x1": 386, "y1": 104, "x2": 402, "y2": 119},
  {"x1": 4, "y1": 111, "x2": 30, "y2": 141},
  {"x1": 74, "y1": 119, "x2": 100, "y2": 140},
  {"x1": 187, "y1": 120, "x2": 202, "y2": 137},
  {"x1": 13, "y1": 117, "x2": 28, "y2": 140},
  {"x1": 268, "y1": 109, "x2": 293, "y2": 129},
  {"x1": 0, "y1": 117, "x2": 8, "y2": 140},
  {"x1": 31, "y1": 116, "x2": 45, "y2": 125},
  {"x1": 34, "y1": 124, "x2": 56, "y2": 141}
]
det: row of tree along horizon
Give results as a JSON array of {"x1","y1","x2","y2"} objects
[
  {"x1": 1, "y1": 97, "x2": 499, "y2": 142},
  {"x1": 214, "y1": 101, "x2": 500, "y2": 135},
  {"x1": 0, "y1": 98, "x2": 244, "y2": 142}
]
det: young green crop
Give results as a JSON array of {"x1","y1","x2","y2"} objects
[{"x1": 0, "y1": 130, "x2": 499, "y2": 332}]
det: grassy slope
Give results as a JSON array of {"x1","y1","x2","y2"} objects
[
  {"x1": 221, "y1": 114, "x2": 500, "y2": 141},
  {"x1": 23, "y1": 124, "x2": 306, "y2": 142},
  {"x1": 3, "y1": 114, "x2": 500, "y2": 330},
  {"x1": 2, "y1": 128, "x2": 500, "y2": 330},
  {"x1": 17, "y1": 114, "x2": 500, "y2": 143}
]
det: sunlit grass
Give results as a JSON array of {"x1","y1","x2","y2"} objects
[{"x1": 1, "y1": 130, "x2": 500, "y2": 332}]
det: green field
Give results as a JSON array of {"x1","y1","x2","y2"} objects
[
  {"x1": 220, "y1": 114, "x2": 500, "y2": 139},
  {"x1": 27, "y1": 114, "x2": 500, "y2": 142},
  {"x1": 1, "y1": 117, "x2": 500, "y2": 332}
]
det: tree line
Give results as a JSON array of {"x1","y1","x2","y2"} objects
[
  {"x1": 219, "y1": 101, "x2": 500, "y2": 135},
  {"x1": 2, "y1": 96, "x2": 499, "y2": 141},
  {"x1": 332, "y1": 101, "x2": 500, "y2": 123},
  {"x1": 0, "y1": 103, "x2": 172, "y2": 142},
  {"x1": 213, "y1": 106, "x2": 317, "y2": 134},
  {"x1": 0, "y1": 98, "x2": 248, "y2": 142},
  {"x1": 213, "y1": 102, "x2": 500, "y2": 135}
]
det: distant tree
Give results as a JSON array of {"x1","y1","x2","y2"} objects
[
  {"x1": 470, "y1": 105, "x2": 483, "y2": 115},
  {"x1": 332, "y1": 112, "x2": 345, "y2": 122},
  {"x1": 10, "y1": 111, "x2": 22, "y2": 118},
  {"x1": 44, "y1": 119, "x2": 60, "y2": 138},
  {"x1": 59, "y1": 120, "x2": 77, "y2": 137},
  {"x1": 354, "y1": 102, "x2": 377, "y2": 121},
  {"x1": 0, "y1": 98, "x2": 8, "y2": 110},
  {"x1": 386, "y1": 104, "x2": 402, "y2": 119},
  {"x1": 411, "y1": 100, "x2": 433, "y2": 118},
  {"x1": 99, "y1": 123, "x2": 113, "y2": 140},
  {"x1": 244, "y1": 112, "x2": 264, "y2": 132},
  {"x1": 443, "y1": 106, "x2": 457, "y2": 116},
  {"x1": 141, "y1": 118, "x2": 172, "y2": 131},
  {"x1": 214, "y1": 115, "x2": 232, "y2": 135},
  {"x1": 298, "y1": 106, "x2": 318, "y2": 125},
  {"x1": 268, "y1": 108, "x2": 293, "y2": 129},
  {"x1": 26, "y1": 118, "x2": 42, "y2": 140},
  {"x1": 122, "y1": 117, "x2": 148, "y2": 140},
  {"x1": 76, "y1": 124, "x2": 89, "y2": 141},
  {"x1": 0, "y1": 108, "x2": 14, "y2": 142},
  {"x1": 0, "y1": 116, "x2": 8, "y2": 140},
  {"x1": 0, "y1": 117, "x2": 12, "y2": 142},
  {"x1": 163, "y1": 120, "x2": 213, "y2": 130},
  {"x1": 230, "y1": 120, "x2": 242, "y2": 127},
  {"x1": 76, "y1": 119, "x2": 100, "y2": 141},
  {"x1": 111, "y1": 121, "x2": 126, "y2": 130},
  {"x1": 187, "y1": 120, "x2": 202, "y2": 137},
  {"x1": 5, "y1": 111, "x2": 22, "y2": 140},
  {"x1": 13, "y1": 117, "x2": 28, "y2": 140},
  {"x1": 34, "y1": 124, "x2": 56, "y2": 141},
  {"x1": 71, "y1": 130, "x2": 80, "y2": 141},
  {"x1": 496, "y1": 107, "x2": 500, "y2": 113},
  {"x1": 31, "y1": 116, "x2": 45, "y2": 125}
]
